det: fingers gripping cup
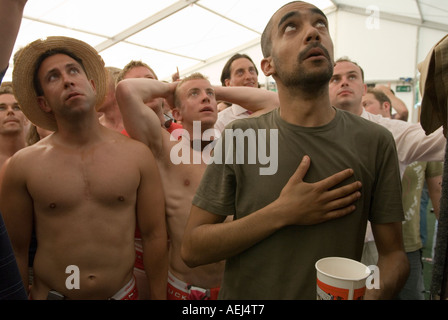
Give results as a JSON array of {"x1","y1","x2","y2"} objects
[{"x1": 315, "y1": 257, "x2": 371, "y2": 300}]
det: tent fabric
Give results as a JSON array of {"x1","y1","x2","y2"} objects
[{"x1": 5, "y1": 0, "x2": 448, "y2": 86}]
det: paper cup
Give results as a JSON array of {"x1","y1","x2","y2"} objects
[{"x1": 315, "y1": 257, "x2": 371, "y2": 300}]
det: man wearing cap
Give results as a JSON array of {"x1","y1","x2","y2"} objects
[{"x1": 0, "y1": 36, "x2": 168, "y2": 300}]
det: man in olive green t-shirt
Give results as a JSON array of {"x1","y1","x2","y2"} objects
[{"x1": 181, "y1": 1, "x2": 409, "y2": 300}]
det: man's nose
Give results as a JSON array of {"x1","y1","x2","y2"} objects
[
  {"x1": 243, "y1": 70, "x2": 253, "y2": 79},
  {"x1": 62, "y1": 73, "x2": 75, "y2": 88},
  {"x1": 304, "y1": 26, "x2": 321, "y2": 44},
  {"x1": 340, "y1": 76, "x2": 349, "y2": 87},
  {"x1": 6, "y1": 105, "x2": 16, "y2": 114},
  {"x1": 201, "y1": 92, "x2": 210, "y2": 102}
]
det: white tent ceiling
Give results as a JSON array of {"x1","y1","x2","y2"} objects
[{"x1": 5, "y1": 0, "x2": 448, "y2": 88}]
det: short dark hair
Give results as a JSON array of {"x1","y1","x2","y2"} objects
[
  {"x1": 367, "y1": 88, "x2": 392, "y2": 115},
  {"x1": 220, "y1": 53, "x2": 258, "y2": 86},
  {"x1": 335, "y1": 57, "x2": 365, "y2": 82},
  {"x1": 261, "y1": 15, "x2": 274, "y2": 58},
  {"x1": 33, "y1": 48, "x2": 87, "y2": 96},
  {"x1": 261, "y1": 1, "x2": 324, "y2": 58}
]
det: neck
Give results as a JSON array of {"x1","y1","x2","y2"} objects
[
  {"x1": 190, "y1": 138, "x2": 215, "y2": 152},
  {"x1": 183, "y1": 121, "x2": 217, "y2": 141},
  {"x1": 100, "y1": 108, "x2": 125, "y2": 132},
  {"x1": 277, "y1": 83, "x2": 335, "y2": 126},
  {"x1": 0, "y1": 132, "x2": 26, "y2": 157},
  {"x1": 337, "y1": 102, "x2": 363, "y2": 116},
  {"x1": 179, "y1": 121, "x2": 216, "y2": 153},
  {"x1": 54, "y1": 115, "x2": 104, "y2": 147}
]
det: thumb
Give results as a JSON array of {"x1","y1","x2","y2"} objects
[{"x1": 288, "y1": 155, "x2": 311, "y2": 184}]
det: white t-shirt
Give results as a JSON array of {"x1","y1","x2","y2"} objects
[
  {"x1": 360, "y1": 108, "x2": 445, "y2": 177},
  {"x1": 214, "y1": 104, "x2": 251, "y2": 133},
  {"x1": 361, "y1": 108, "x2": 445, "y2": 242}
]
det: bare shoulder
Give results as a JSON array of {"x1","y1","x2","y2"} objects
[
  {"x1": 7, "y1": 141, "x2": 45, "y2": 165},
  {"x1": 107, "y1": 129, "x2": 157, "y2": 163},
  {"x1": 0, "y1": 142, "x2": 48, "y2": 182}
]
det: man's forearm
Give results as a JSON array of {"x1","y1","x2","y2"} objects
[
  {"x1": 214, "y1": 86, "x2": 279, "y2": 113},
  {"x1": 0, "y1": 0, "x2": 27, "y2": 70},
  {"x1": 143, "y1": 237, "x2": 168, "y2": 299},
  {"x1": 182, "y1": 203, "x2": 286, "y2": 268},
  {"x1": 365, "y1": 250, "x2": 409, "y2": 299}
]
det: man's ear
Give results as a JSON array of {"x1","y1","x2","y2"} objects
[
  {"x1": 171, "y1": 108, "x2": 182, "y2": 122},
  {"x1": 37, "y1": 96, "x2": 52, "y2": 114},
  {"x1": 261, "y1": 57, "x2": 275, "y2": 77},
  {"x1": 90, "y1": 79, "x2": 97, "y2": 94}
]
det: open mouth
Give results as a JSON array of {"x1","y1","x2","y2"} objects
[
  {"x1": 305, "y1": 48, "x2": 326, "y2": 60},
  {"x1": 301, "y1": 44, "x2": 329, "y2": 62},
  {"x1": 66, "y1": 92, "x2": 81, "y2": 101},
  {"x1": 200, "y1": 106, "x2": 214, "y2": 113}
]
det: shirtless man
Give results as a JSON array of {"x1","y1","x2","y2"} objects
[
  {"x1": 118, "y1": 60, "x2": 183, "y2": 138},
  {"x1": 0, "y1": 0, "x2": 28, "y2": 301},
  {"x1": 0, "y1": 36, "x2": 167, "y2": 300},
  {"x1": 117, "y1": 60, "x2": 184, "y2": 300},
  {"x1": 97, "y1": 66, "x2": 125, "y2": 133},
  {"x1": 116, "y1": 73, "x2": 222, "y2": 300},
  {"x1": 0, "y1": 83, "x2": 27, "y2": 168},
  {"x1": 116, "y1": 73, "x2": 278, "y2": 299}
]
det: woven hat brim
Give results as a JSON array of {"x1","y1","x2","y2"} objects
[{"x1": 12, "y1": 36, "x2": 106, "y2": 132}]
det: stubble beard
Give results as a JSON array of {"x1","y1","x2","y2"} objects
[{"x1": 274, "y1": 51, "x2": 333, "y2": 95}]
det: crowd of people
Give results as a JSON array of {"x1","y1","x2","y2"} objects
[{"x1": 0, "y1": 0, "x2": 446, "y2": 300}]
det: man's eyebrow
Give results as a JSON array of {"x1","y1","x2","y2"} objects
[
  {"x1": 346, "y1": 70, "x2": 359, "y2": 76},
  {"x1": 332, "y1": 70, "x2": 358, "y2": 78},
  {"x1": 277, "y1": 8, "x2": 327, "y2": 29},
  {"x1": 278, "y1": 11, "x2": 300, "y2": 29},
  {"x1": 310, "y1": 7, "x2": 327, "y2": 21},
  {"x1": 187, "y1": 87, "x2": 200, "y2": 94},
  {"x1": 44, "y1": 67, "x2": 58, "y2": 78},
  {"x1": 65, "y1": 62, "x2": 82, "y2": 70}
]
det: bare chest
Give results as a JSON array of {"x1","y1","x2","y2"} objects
[
  {"x1": 160, "y1": 159, "x2": 206, "y2": 213},
  {"x1": 26, "y1": 148, "x2": 141, "y2": 211}
]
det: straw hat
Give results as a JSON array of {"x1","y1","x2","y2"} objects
[
  {"x1": 12, "y1": 36, "x2": 107, "y2": 131},
  {"x1": 417, "y1": 34, "x2": 448, "y2": 136}
]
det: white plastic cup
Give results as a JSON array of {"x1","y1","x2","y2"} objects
[{"x1": 315, "y1": 257, "x2": 371, "y2": 300}]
